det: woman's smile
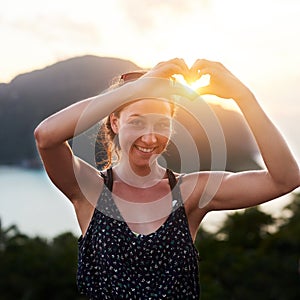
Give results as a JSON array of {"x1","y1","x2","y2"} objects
[{"x1": 135, "y1": 145, "x2": 156, "y2": 154}]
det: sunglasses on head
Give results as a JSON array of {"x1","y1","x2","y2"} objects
[{"x1": 120, "y1": 71, "x2": 147, "y2": 83}]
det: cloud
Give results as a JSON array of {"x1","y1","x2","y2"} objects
[
  {"x1": 6, "y1": 14, "x2": 101, "y2": 46},
  {"x1": 118, "y1": 0, "x2": 206, "y2": 31}
]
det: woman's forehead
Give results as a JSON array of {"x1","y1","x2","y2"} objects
[{"x1": 121, "y1": 98, "x2": 172, "y2": 116}]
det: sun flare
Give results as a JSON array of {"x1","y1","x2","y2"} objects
[
  {"x1": 173, "y1": 74, "x2": 211, "y2": 91},
  {"x1": 173, "y1": 74, "x2": 240, "y2": 112}
]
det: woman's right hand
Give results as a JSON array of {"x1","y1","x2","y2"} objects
[
  {"x1": 132, "y1": 58, "x2": 198, "y2": 101},
  {"x1": 142, "y1": 58, "x2": 191, "y2": 80}
]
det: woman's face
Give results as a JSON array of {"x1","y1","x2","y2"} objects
[{"x1": 111, "y1": 99, "x2": 173, "y2": 171}]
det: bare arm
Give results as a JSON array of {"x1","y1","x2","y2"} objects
[
  {"x1": 188, "y1": 59, "x2": 299, "y2": 211},
  {"x1": 34, "y1": 82, "x2": 136, "y2": 202},
  {"x1": 34, "y1": 58, "x2": 192, "y2": 202}
]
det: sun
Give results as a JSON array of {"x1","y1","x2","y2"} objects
[
  {"x1": 172, "y1": 74, "x2": 240, "y2": 112},
  {"x1": 173, "y1": 74, "x2": 211, "y2": 91}
]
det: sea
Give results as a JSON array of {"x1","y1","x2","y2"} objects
[
  {"x1": 0, "y1": 165, "x2": 296, "y2": 240},
  {"x1": 0, "y1": 166, "x2": 81, "y2": 239}
]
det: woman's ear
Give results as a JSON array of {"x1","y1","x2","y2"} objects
[{"x1": 110, "y1": 113, "x2": 119, "y2": 134}]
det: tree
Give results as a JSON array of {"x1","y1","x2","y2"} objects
[
  {"x1": 195, "y1": 195, "x2": 300, "y2": 299},
  {"x1": 0, "y1": 221, "x2": 87, "y2": 300}
]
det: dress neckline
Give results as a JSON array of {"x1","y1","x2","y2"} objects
[{"x1": 101, "y1": 167, "x2": 182, "y2": 238}]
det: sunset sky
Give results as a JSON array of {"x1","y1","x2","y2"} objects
[
  {"x1": 1, "y1": 0, "x2": 299, "y2": 81},
  {"x1": 1, "y1": 0, "x2": 300, "y2": 161}
]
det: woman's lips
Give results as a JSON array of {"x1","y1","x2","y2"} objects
[{"x1": 135, "y1": 145, "x2": 156, "y2": 154}]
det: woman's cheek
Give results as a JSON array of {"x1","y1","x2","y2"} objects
[{"x1": 118, "y1": 126, "x2": 143, "y2": 153}]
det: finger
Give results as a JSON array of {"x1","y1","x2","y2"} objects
[
  {"x1": 168, "y1": 58, "x2": 190, "y2": 79},
  {"x1": 196, "y1": 85, "x2": 213, "y2": 96},
  {"x1": 146, "y1": 58, "x2": 190, "y2": 80},
  {"x1": 191, "y1": 58, "x2": 221, "y2": 70},
  {"x1": 190, "y1": 59, "x2": 222, "y2": 81},
  {"x1": 190, "y1": 59, "x2": 210, "y2": 79},
  {"x1": 159, "y1": 58, "x2": 190, "y2": 75},
  {"x1": 197, "y1": 67, "x2": 215, "y2": 77}
]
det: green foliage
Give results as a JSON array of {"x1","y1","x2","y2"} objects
[
  {"x1": 1, "y1": 193, "x2": 300, "y2": 299},
  {"x1": 195, "y1": 193, "x2": 300, "y2": 299},
  {"x1": 0, "y1": 223, "x2": 87, "y2": 300}
]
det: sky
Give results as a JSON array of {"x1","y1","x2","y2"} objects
[
  {"x1": 1, "y1": 0, "x2": 300, "y2": 237},
  {"x1": 1, "y1": 0, "x2": 300, "y2": 83},
  {"x1": 1, "y1": 0, "x2": 300, "y2": 160}
]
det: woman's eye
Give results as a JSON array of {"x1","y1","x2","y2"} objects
[
  {"x1": 155, "y1": 122, "x2": 170, "y2": 131},
  {"x1": 129, "y1": 119, "x2": 145, "y2": 127}
]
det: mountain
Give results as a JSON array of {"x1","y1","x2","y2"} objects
[
  {"x1": 0, "y1": 55, "x2": 260, "y2": 171},
  {"x1": 0, "y1": 55, "x2": 140, "y2": 167}
]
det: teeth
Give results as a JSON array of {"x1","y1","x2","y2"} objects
[{"x1": 136, "y1": 146, "x2": 154, "y2": 153}]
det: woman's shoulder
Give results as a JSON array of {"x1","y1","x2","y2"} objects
[
  {"x1": 178, "y1": 171, "x2": 211, "y2": 205},
  {"x1": 179, "y1": 170, "x2": 209, "y2": 183},
  {"x1": 168, "y1": 170, "x2": 209, "y2": 189}
]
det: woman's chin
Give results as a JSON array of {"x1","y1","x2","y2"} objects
[{"x1": 129, "y1": 150, "x2": 162, "y2": 171}]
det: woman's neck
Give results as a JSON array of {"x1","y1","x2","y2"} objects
[{"x1": 113, "y1": 161, "x2": 166, "y2": 188}]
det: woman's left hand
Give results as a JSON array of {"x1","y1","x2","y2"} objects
[{"x1": 190, "y1": 59, "x2": 252, "y2": 102}]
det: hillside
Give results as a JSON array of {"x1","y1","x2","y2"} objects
[
  {"x1": 0, "y1": 55, "x2": 140, "y2": 167},
  {"x1": 0, "y1": 55, "x2": 260, "y2": 171}
]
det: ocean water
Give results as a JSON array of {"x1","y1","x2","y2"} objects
[
  {"x1": 0, "y1": 166, "x2": 296, "y2": 239},
  {"x1": 0, "y1": 166, "x2": 81, "y2": 239}
]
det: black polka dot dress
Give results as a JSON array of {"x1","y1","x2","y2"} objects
[{"x1": 77, "y1": 168, "x2": 200, "y2": 299}]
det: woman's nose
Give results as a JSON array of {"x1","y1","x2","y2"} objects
[{"x1": 140, "y1": 132, "x2": 158, "y2": 144}]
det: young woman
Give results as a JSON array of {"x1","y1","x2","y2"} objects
[{"x1": 34, "y1": 58, "x2": 299, "y2": 299}]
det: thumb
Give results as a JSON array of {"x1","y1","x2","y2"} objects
[
  {"x1": 196, "y1": 85, "x2": 213, "y2": 96},
  {"x1": 171, "y1": 80, "x2": 199, "y2": 101}
]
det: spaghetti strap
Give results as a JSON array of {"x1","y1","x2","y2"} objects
[
  {"x1": 103, "y1": 168, "x2": 181, "y2": 194},
  {"x1": 100, "y1": 167, "x2": 113, "y2": 192},
  {"x1": 166, "y1": 169, "x2": 184, "y2": 206},
  {"x1": 166, "y1": 168, "x2": 177, "y2": 190}
]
